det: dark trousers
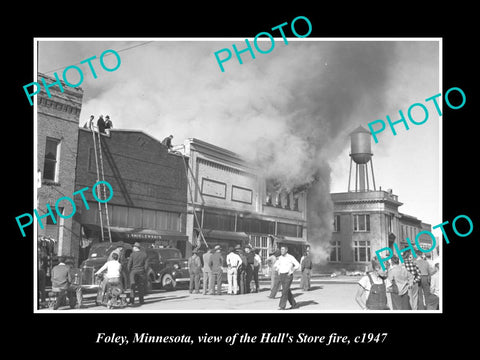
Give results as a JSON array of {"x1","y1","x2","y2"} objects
[
  {"x1": 202, "y1": 270, "x2": 211, "y2": 294},
  {"x1": 426, "y1": 293, "x2": 439, "y2": 310},
  {"x1": 253, "y1": 266, "x2": 260, "y2": 292},
  {"x1": 189, "y1": 272, "x2": 200, "y2": 293},
  {"x1": 237, "y1": 269, "x2": 246, "y2": 294},
  {"x1": 245, "y1": 265, "x2": 253, "y2": 293},
  {"x1": 209, "y1": 271, "x2": 222, "y2": 295},
  {"x1": 390, "y1": 292, "x2": 411, "y2": 310},
  {"x1": 52, "y1": 286, "x2": 82, "y2": 309},
  {"x1": 269, "y1": 271, "x2": 282, "y2": 298},
  {"x1": 418, "y1": 275, "x2": 430, "y2": 310},
  {"x1": 129, "y1": 270, "x2": 145, "y2": 304},
  {"x1": 38, "y1": 269, "x2": 46, "y2": 304},
  {"x1": 278, "y1": 273, "x2": 296, "y2": 309},
  {"x1": 300, "y1": 268, "x2": 311, "y2": 291}
]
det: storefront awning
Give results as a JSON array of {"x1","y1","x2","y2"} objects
[
  {"x1": 82, "y1": 224, "x2": 188, "y2": 243},
  {"x1": 195, "y1": 228, "x2": 250, "y2": 243}
]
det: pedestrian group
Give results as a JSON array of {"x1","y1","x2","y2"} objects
[
  {"x1": 355, "y1": 250, "x2": 439, "y2": 310},
  {"x1": 188, "y1": 244, "x2": 313, "y2": 310}
]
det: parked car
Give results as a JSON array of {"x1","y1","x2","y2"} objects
[
  {"x1": 145, "y1": 247, "x2": 190, "y2": 291},
  {"x1": 79, "y1": 241, "x2": 189, "y2": 293}
]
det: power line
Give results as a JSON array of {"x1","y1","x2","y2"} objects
[{"x1": 42, "y1": 41, "x2": 154, "y2": 74}]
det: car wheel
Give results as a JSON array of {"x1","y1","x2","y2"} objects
[{"x1": 162, "y1": 274, "x2": 176, "y2": 291}]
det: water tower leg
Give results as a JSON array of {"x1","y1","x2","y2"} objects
[
  {"x1": 366, "y1": 163, "x2": 370, "y2": 191},
  {"x1": 355, "y1": 163, "x2": 358, "y2": 192},
  {"x1": 370, "y1": 157, "x2": 376, "y2": 191},
  {"x1": 348, "y1": 157, "x2": 353, "y2": 192}
]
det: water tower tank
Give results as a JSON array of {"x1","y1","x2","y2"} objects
[{"x1": 350, "y1": 125, "x2": 372, "y2": 164}]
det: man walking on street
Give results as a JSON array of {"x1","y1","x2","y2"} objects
[
  {"x1": 226, "y1": 247, "x2": 242, "y2": 295},
  {"x1": 127, "y1": 242, "x2": 149, "y2": 305},
  {"x1": 274, "y1": 245, "x2": 300, "y2": 310},
  {"x1": 300, "y1": 248, "x2": 313, "y2": 291},
  {"x1": 404, "y1": 251, "x2": 421, "y2": 310},
  {"x1": 188, "y1": 249, "x2": 202, "y2": 294},
  {"x1": 202, "y1": 247, "x2": 213, "y2": 295},
  {"x1": 208, "y1": 245, "x2": 224, "y2": 295}
]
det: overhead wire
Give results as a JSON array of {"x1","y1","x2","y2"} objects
[{"x1": 42, "y1": 41, "x2": 154, "y2": 75}]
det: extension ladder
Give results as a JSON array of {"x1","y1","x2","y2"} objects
[{"x1": 90, "y1": 120, "x2": 112, "y2": 243}]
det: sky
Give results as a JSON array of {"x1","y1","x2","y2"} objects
[{"x1": 36, "y1": 38, "x2": 441, "y2": 237}]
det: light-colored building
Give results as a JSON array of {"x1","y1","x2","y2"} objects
[
  {"x1": 321, "y1": 126, "x2": 432, "y2": 272},
  {"x1": 179, "y1": 138, "x2": 309, "y2": 263}
]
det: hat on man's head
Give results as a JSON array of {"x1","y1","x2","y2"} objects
[
  {"x1": 133, "y1": 242, "x2": 141, "y2": 249},
  {"x1": 214, "y1": 245, "x2": 221, "y2": 251},
  {"x1": 234, "y1": 244, "x2": 242, "y2": 250}
]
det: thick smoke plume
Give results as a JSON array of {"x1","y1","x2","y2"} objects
[{"x1": 78, "y1": 40, "x2": 398, "y2": 264}]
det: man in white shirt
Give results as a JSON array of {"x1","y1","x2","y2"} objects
[
  {"x1": 274, "y1": 245, "x2": 300, "y2": 310},
  {"x1": 226, "y1": 247, "x2": 242, "y2": 295}
]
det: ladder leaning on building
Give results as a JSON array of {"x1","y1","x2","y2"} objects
[{"x1": 89, "y1": 119, "x2": 112, "y2": 243}]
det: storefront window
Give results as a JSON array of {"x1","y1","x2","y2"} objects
[{"x1": 250, "y1": 235, "x2": 269, "y2": 262}]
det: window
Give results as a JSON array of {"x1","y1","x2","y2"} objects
[
  {"x1": 329, "y1": 241, "x2": 341, "y2": 262},
  {"x1": 43, "y1": 138, "x2": 60, "y2": 181},
  {"x1": 202, "y1": 212, "x2": 235, "y2": 231},
  {"x1": 353, "y1": 214, "x2": 370, "y2": 232},
  {"x1": 277, "y1": 222, "x2": 302, "y2": 238},
  {"x1": 353, "y1": 240, "x2": 371, "y2": 262},
  {"x1": 250, "y1": 235, "x2": 269, "y2": 262},
  {"x1": 46, "y1": 207, "x2": 62, "y2": 225},
  {"x1": 386, "y1": 214, "x2": 393, "y2": 233},
  {"x1": 333, "y1": 215, "x2": 341, "y2": 232},
  {"x1": 237, "y1": 218, "x2": 275, "y2": 235}
]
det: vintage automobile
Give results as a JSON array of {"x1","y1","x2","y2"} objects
[
  {"x1": 79, "y1": 241, "x2": 189, "y2": 294},
  {"x1": 144, "y1": 247, "x2": 190, "y2": 291}
]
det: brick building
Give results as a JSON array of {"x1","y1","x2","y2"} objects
[
  {"x1": 36, "y1": 72, "x2": 84, "y2": 259},
  {"x1": 72, "y1": 127, "x2": 189, "y2": 264},
  {"x1": 180, "y1": 138, "x2": 308, "y2": 263}
]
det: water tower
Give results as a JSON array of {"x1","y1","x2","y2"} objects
[{"x1": 348, "y1": 125, "x2": 376, "y2": 192}]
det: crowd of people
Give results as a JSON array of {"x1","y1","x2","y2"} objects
[
  {"x1": 44, "y1": 243, "x2": 313, "y2": 310},
  {"x1": 355, "y1": 250, "x2": 440, "y2": 310},
  {"x1": 188, "y1": 244, "x2": 313, "y2": 310}
]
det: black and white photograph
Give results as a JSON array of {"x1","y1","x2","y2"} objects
[
  {"x1": 31, "y1": 38, "x2": 442, "y2": 313},
  {"x1": 7, "y1": 7, "x2": 477, "y2": 355}
]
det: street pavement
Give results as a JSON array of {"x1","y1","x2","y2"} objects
[{"x1": 42, "y1": 276, "x2": 363, "y2": 312}]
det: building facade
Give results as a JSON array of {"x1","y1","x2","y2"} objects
[
  {"x1": 317, "y1": 126, "x2": 433, "y2": 272},
  {"x1": 73, "y1": 127, "x2": 188, "y2": 264},
  {"x1": 328, "y1": 190, "x2": 433, "y2": 271},
  {"x1": 36, "y1": 72, "x2": 84, "y2": 259},
  {"x1": 180, "y1": 138, "x2": 308, "y2": 263}
]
